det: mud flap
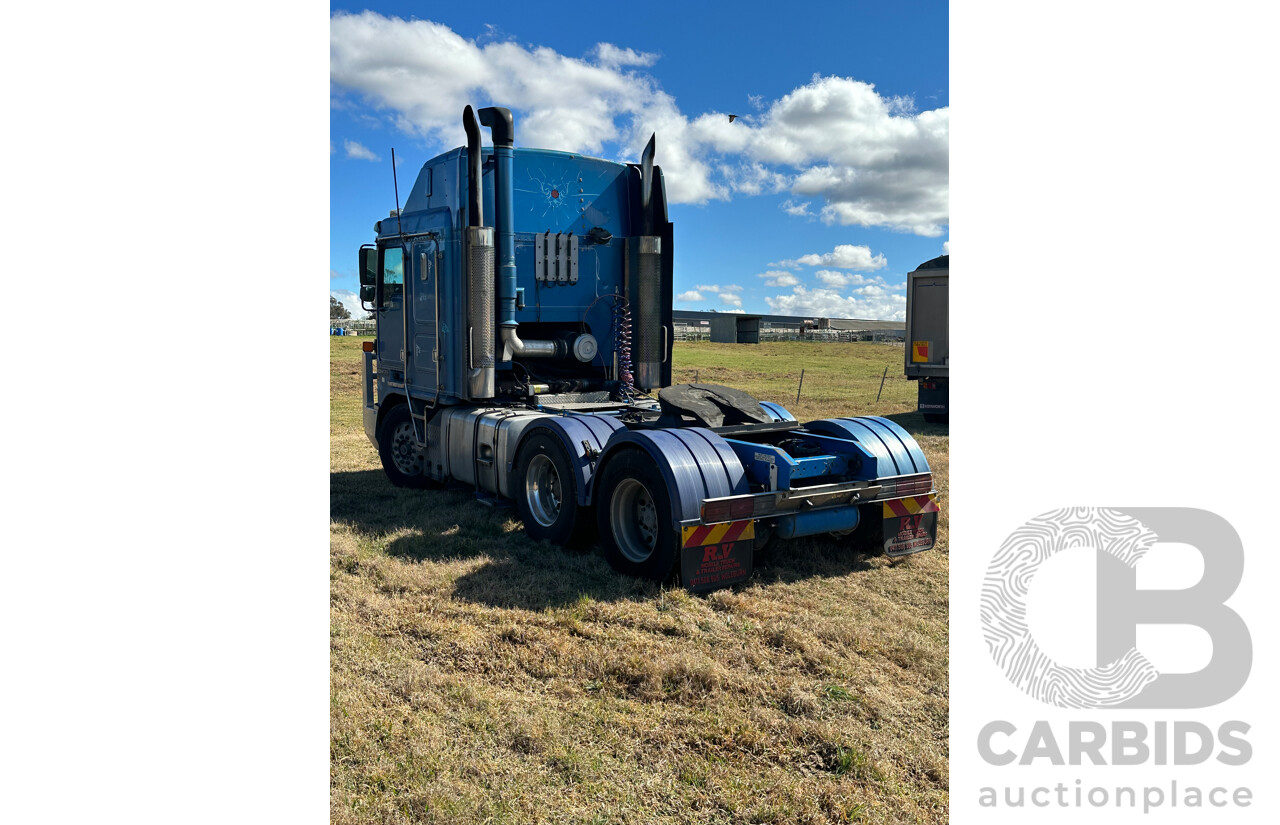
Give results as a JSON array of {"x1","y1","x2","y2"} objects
[
  {"x1": 882, "y1": 494, "x2": 939, "y2": 556},
  {"x1": 680, "y1": 520, "x2": 755, "y2": 592}
]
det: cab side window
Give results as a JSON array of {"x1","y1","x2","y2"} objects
[{"x1": 381, "y1": 247, "x2": 404, "y2": 303}]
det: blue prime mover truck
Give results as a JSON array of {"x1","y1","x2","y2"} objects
[{"x1": 358, "y1": 105, "x2": 939, "y2": 592}]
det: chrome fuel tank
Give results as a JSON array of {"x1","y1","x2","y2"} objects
[{"x1": 429, "y1": 407, "x2": 550, "y2": 497}]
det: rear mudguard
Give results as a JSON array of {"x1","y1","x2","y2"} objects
[
  {"x1": 513, "y1": 414, "x2": 625, "y2": 506},
  {"x1": 759, "y1": 401, "x2": 796, "y2": 422},
  {"x1": 804, "y1": 416, "x2": 931, "y2": 478},
  {"x1": 594, "y1": 427, "x2": 749, "y2": 531}
]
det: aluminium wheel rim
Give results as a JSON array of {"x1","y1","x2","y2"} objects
[
  {"x1": 525, "y1": 453, "x2": 562, "y2": 527},
  {"x1": 610, "y1": 477, "x2": 658, "y2": 563},
  {"x1": 390, "y1": 421, "x2": 425, "y2": 476}
]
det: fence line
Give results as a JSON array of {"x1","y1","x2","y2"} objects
[
  {"x1": 334, "y1": 320, "x2": 903, "y2": 344},
  {"x1": 330, "y1": 319, "x2": 376, "y2": 335},
  {"x1": 669, "y1": 364, "x2": 917, "y2": 410},
  {"x1": 673, "y1": 328, "x2": 904, "y2": 344}
]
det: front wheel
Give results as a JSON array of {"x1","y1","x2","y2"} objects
[
  {"x1": 514, "y1": 433, "x2": 593, "y2": 548},
  {"x1": 377, "y1": 403, "x2": 436, "y2": 489},
  {"x1": 595, "y1": 450, "x2": 679, "y2": 582}
]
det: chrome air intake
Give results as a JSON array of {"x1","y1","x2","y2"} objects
[
  {"x1": 634, "y1": 235, "x2": 662, "y2": 389},
  {"x1": 466, "y1": 226, "x2": 496, "y2": 399},
  {"x1": 633, "y1": 133, "x2": 662, "y2": 390}
]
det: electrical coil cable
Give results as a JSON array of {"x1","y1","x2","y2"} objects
[
  {"x1": 613, "y1": 296, "x2": 636, "y2": 399},
  {"x1": 580, "y1": 291, "x2": 638, "y2": 401}
]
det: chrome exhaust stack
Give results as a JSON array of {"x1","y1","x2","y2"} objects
[
  {"x1": 477, "y1": 105, "x2": 567, "y2": 363},
  {"x1": 463, "y1": 105, "x2": 495, "y2": 400}
]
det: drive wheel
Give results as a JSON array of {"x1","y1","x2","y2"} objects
[
  {"x1": 595, "y1": 450, "x2": 678, "y2": 582},
  {"x1": 378, "y1": 403, "x2": 436, "y2": 489},
  {"x1": 514, "y1": 433, "x2": 592, "y2": 548}
]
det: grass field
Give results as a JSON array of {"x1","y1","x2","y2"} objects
[{"x1": 331, "y1": 338, "x2": 948, "y2": 824}]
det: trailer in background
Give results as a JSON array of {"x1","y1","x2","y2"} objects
[{"x1": 904, "y1": 255, "x2": 948, "y2": 423}]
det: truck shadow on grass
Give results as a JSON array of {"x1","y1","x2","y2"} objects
[
  {"x1": 332, "y1": 468, "x2": 892, "y2": 610},
  {"x1": 332, "y1": 469, "x2": 654, "y2": 605},
  {"x1": 445, "y1": 536, "x2": 885, "y2": 611}
]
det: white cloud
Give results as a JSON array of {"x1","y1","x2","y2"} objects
[
  {"x1": 738, "y1": 76, "x2": 948, "y2": 236},
  {"x1": 330, "y1": 12, "x2": 724, "y2": 203},
  {"x1": 331, "y1": 289, "x2": 372, "y2": 319},
  {"x1": 943, "y1": 240, "x2": 950, "y2": 254},
  {"x1": 814, "y1": 269, "x2": 887, "y2": 288},
  {"x1": 683, "y1": 284, "x2": 741, "y2": 306},
  {"x1": 331, "y1": 15, "x2": 946, "y2": 231},
  {"x1": 758, "y1": 270, "x2": 799, "y2": 287},
  {"x1": 720, "y1": 162, "x2": 789, "y2": 195},
  {"x1": 591, "y1": 42, "x2": 658, "y2": 68},
  {"x1": 772, "y1": 243, "x2": 887, "y2": 271},
  {"x1": 344, "y1": 139, "x2": 380, "y2": 161},
  {"x1": 764, "y1": 284, "x2": 906, "y2": 321},
  {"x1": 780, "y1": 199, "x2": 812, "y2": 217}
]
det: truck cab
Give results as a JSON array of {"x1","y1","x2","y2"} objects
[{"x1": 356, "y1": 105, "x2": 940, "y2": 592}]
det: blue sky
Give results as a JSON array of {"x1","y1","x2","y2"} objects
[{"x1": 330, "y1": 1, "x2": 948, "y2": 320}]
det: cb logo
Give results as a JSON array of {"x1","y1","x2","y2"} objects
[{"x1": 981, "y1": 507, "x2": 1251, "y2": 708}]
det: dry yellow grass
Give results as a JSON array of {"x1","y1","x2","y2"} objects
[{"x1": 331, "y1": 337, "x2": 948, "y2": 824}]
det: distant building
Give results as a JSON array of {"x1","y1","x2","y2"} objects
[{"x1": 672, "y1": 310, "x2": 904, "y2": 343}]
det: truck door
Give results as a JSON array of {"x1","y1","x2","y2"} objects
[
  {"x1": 376, "y1": 245, "x2": 405, "y2": 372},
  {"x1": 409, "y1": 238, "x2": 440, "y2": 392}
]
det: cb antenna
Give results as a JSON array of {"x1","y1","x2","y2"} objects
[{"x1": 391, "y1": 148, "x2": 406, "y2": 242}]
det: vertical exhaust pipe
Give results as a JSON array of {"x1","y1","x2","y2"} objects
[
  {"x1": 463, "y1": 105, "x2": 495, "y2": 399},
  {"x1": 477, "y1": 107, "x2": 517, "y2": 357},
  {"x1": 477, "y1": 106, "x2": 568, "y2": 361},
  {"x1": 633, "y1": 133, "x2": 663, "y2": 390}
]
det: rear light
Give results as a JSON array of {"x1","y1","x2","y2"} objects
[
  {"x1": 362, "y1": 341, "x2": 374, "y2": 353},
  {"x1": 701, "y1": 500, "x2": 730, "y2": 523},
  {"x1": 880, "y1": 475, "x2": 933, "y2": 498},
  {"x1": 700, "y1": 498, "x2": 756, "y2": 524}
]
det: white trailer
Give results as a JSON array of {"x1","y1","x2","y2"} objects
[{"x1": 904, "y1": 255, "x2": 948, "y2": 422}]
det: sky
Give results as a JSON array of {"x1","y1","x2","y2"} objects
[{"x1": 329, "y1": 1, "x2": 948, "y2": 321}]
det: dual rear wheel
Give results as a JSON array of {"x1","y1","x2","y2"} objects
[
  {"x1": 513, "y1": 433, "x2": 594, "y2": 548},
  {"x1": 513, "y1": 438, "x2": 678, "y2": 582},
  {"x1": 595, "y1": 451, "x2": 678, "y2": 582}
]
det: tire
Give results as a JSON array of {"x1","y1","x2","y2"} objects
[
  {"x1": 595, "y1": 450, "x2": 679, "y2": 582},
  {"x1": 513, "y1": 433, "x2": 593, "y2": 548},
  {"x1": 377, "y1": 403, "x2": 435, "y2": 489}
]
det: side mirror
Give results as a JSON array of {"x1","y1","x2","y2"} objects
[
  {"x1": 358, "y1": 246, "x2": 378, "y2": 311},
  {"x1": 359, "y1": 247, "x2": 377, "y2": 287}
]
